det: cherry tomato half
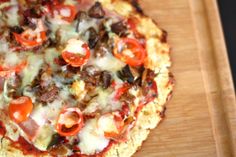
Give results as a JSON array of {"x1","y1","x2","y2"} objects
[
  {"x1": 62, "y1": 43, "x2": 90, "y2": 67},
  {"x1": 53, "y1": 5, "x2": 77, "y2": 23},
  {"x1": 113, "y1": 38, "x2": 146, "y2": 66},
  {"x1": 8, "y1": 96, "x2": 33, "y2": 123},
  {"x1": 13, "y1": 31, "x2": 47, "y2": 48},
  {"x1": 56, "y1": 108, "x2": 84, "y2": 136}
]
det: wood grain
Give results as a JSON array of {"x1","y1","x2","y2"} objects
[{"x1": 134, "y1": 0, "x2": 236, "y2": 156}]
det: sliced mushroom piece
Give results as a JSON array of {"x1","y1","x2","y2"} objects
[
  {"x1": 117, "y1": 65, "x2": 141, "y2": 84},
  {"x1": 111, "y1": 21, "x2": 128, "y2": 37},
  {"x1": 87, "y1": 27, "x2": 99, "y2": 49},
  {"x1": 100, "y1": 71, "x2": 112, "y2": 89},
  {"x1": 94, "y1": 43, "x2": 109, "y2": 58},
  {"x1": 88, "y1": 2, "x2": 105, "y2": 19}
]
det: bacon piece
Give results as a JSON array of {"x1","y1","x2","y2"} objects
[{"x1": 18, "y1": 117, "x2": 40, "y2": 141}]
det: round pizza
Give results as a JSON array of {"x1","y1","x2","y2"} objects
[{"x1": 0, "y1": 0, "x2": 174, "y2": 156}]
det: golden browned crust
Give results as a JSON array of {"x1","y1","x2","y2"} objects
[{"x1": 0, "y1": 0, "x2": 173, "y2": 157}]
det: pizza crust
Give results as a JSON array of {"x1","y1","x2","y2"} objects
[{"x1": 0, "y1": 0, "x2": 173, "y2": 157}]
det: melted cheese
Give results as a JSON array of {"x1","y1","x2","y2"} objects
[
  {"x1": 0, "y1": 39, "x2": 9, "y2": 54},
  {"x1": 4, "y1": 52, "x2": 20, "y2": 67},
  {"x1": 33, "y1": 125, "x2": 54, "y2": 151},
  {"x1": 63, "y1": 39, "x2": 86, "y2": 55},
  {"x1": 78, "y1": 119, "x2": 109, "y2": 155},
  {"x1": 98, "y1": 114, "x2": 118, "y2": 133},
  {"x1": 58, "y1": 25, "x2": 80, "y2": 44},
  {"x1": 21, "y1": 54, "x2": 44, "y2": 87},
  {"x1": 30, "y1": 105, "x2": 48, "y2": 126},
  {"x1": 78, "y1": 19, "x2": 98, "y2": 36},
  {"x1": 44, "y1": 48, "x2": 60, "y2": 71},
  {"x1": 88, "y1": 53, "x2": 125, "y2": 72},
  {"x1": 6, "y1": 0, "x2": 19, "y2": 26},
  {"x1": 83, "y1": 88, "x2": 121, "y2": 114}
]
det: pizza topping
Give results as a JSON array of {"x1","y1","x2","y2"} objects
[
  {"x1": 56, "y1": 107, "x2": 84, "y2": 136},
  {"x1": 38, "y1": 85, "x2": 59, "y2": 103},
  {"x1": 23, "y1": 6, "x2": 41, "y2": 18},
  {"x1": 0, "y1": 1, "x2": 167, "y2": 156},
  {"x1": 114, "y1": 83, "x2": 130, "y2": 101},
  {"x1": 98, "y1": 112, "x2": 124, "y2": 139},
  {"x1": 9, "y1": 26, "x2": 24, "y2": 37},
  {"x1": 0, "y1": 60, "x2": 27, "y2": 78},
  {"x1": 113, "y1": 38, "x2": 146, "y2": 66},
  {"x1": 71, "y1": 80, "x2": 87, "y2": 100},
  {"x1": 8, "y1": 96, "x2": 33, "y2": 123},
  {"x1": 62, "y1": 39, "x2": 91, "y2": 67},
  {"x1": 111, "y1": 21, "x2": 128, "y2": 37},
  {"x1": 0, "y1": 121, "x2": 6, "y2": 136},
  {"x1": 13, "y1": 18, "x2": 47, "y2": 48},
  {"x1": 100, "y1": 71, "x2": 112, "y2": 89},
  {"x1": 0, "y1": 77, "x2": 5, "y2": 92},
  {"x1": 78, "y1": 119, "x2": 109, "y2": 155},
  {"x1": 117, "y1": 65, "x2": 142, "y2": 84},
  {"x1": 88, "y1": 2, "x2": 105, "y2": 19},
  {"x1": 11, "y1": 136, "x2": 47, "y2": 156},
  {"x1": 18, "y1": 117, "x2": 40, "y2": 141},
  {"x1": 87, "y1": 27, "x2": 99, "y2": 49},
  {"x1": 75, "y1": 11, "x2": 88, "y2": 32},
  {"x1": 53, "y1": 5, "x2": 77, "y2": 23},
  {"x1": 47, "y1": 133, "x2": 66, "y2": 150},
  {"x1": 13, "y1": 30, "x2": 46, "y2": 48},
  {"x1": 140, "y1": 70, "x2": 158, "y2": 105}
]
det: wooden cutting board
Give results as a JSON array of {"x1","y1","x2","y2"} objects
[{"x1": 134, "y1": 0, "x2": 236, "y2": 157}]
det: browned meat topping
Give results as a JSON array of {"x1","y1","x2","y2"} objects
[
  {"x1": 38, "y1": 85, "x2": 59, "y2": 103},
  {"x1": 88, "y1": 2, "x2": 105, "y2": 19},
  {"x1": 111, "y1": 21, "x2": 128, "y2": 37},
  {"x1": 100, "y1": 71, "x2": 112, "y2": 89}
]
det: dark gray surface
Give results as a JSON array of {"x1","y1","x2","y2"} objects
[{"x1": 218, "y1": 0, "x2": 236, "y2": 88}]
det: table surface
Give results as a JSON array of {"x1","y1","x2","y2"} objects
[
  {"x1": 134, "y1": 0, "x2": 236, "y2": 156},
  {"x1": 218, "y1": 0, "x2": 236, "y2": 89}
]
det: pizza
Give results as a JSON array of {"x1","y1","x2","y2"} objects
[{"x1": 0, "y1": 0, "x2": 174, "y2": 156}]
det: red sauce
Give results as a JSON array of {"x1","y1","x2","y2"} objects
[
  {"x1": 0, "y1": 121, "x2": 6, "y2": 136},
  {"x1": 11, "y1": 136, "x2": 48, "y2": 156}
]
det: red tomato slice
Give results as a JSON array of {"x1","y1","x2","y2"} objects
[
  {"x1": 62, "y1": 44, "x2": 90, "y2": 67},
  {"x1": 13, "y1": 31, "x2": 47, "y2": 48},
  {"x1": 56, "y1": 108, "x2": 84, "y2": 136},
  {"x1": 113, "y1": 38, "x2": 146, "y2": 66},
  {"x1": 8, "y1": 96, "x2": 33, "y2": 123},
  {"x1": 53, "y1": 5, "x2": 77, "y2": 23}
]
